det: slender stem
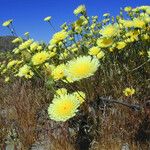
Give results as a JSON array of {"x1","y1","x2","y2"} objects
[
  {"x1": 48, "y1": 21, "x2": 56, "y2": 31},
  {"x1": 7, "y1": 23, "x2": 18, "y2": 36},
  {"x1": 33, "y1": 67, "x2": 44, "y2": 80},
  {"x1": 8, "y1": 26, "x2": 16, "y2": 36},
  {"x1": 11, "y1": 24, "x2": 18, "y2": 36},
  {"x1": 26, "y1": 35, "x2": 30, "y2": 40},
  {"x1": 63, "y1": 42, "x2": 75, "y2": 58},
  {"x1": 131, "y1": 61, "x2": 148, "y2": 72},
  {"x1": 33, "y1": 67, "x2": 58, "y2": 95},
  {"x1": 64, "y1": 79, "x2": 85, "y2": 100}
]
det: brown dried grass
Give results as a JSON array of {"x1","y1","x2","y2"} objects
[{"x1": 0, "y1": 79, "x2": 149, "y2": 150}]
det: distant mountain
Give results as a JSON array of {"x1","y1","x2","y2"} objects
[{"x1": 0, "y1": 36, "x2": 17, "y2": 51}]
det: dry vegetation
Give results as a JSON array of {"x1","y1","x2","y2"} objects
[
  {"x1": 0, "y1": 79, "x2": 149, "y2": 150},
  {"x1": 0, "y1": 5, "x2": 150, "y2": 150}
]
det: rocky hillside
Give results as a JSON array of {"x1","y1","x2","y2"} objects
[{"x1": 0, "y1": 36, "x2": 17, "y2": 51}]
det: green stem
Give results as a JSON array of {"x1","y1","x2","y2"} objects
[
  {"x1": 48, "y1": 21, "x2": 56, "y2": 31},
  {"x1": 64, "y1": 79, "x2": 85, "y2": 100}
]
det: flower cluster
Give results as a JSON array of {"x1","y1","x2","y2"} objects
[{"x1": 1, "y1": 5, "x2": 150, "y2": 122}]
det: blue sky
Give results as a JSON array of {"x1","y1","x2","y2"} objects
[{"x1": 0, "y1": 0, "x2": 149, "y2": 42}]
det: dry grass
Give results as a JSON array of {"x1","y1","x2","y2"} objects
[
  {"x1": 0, "y1": 80, "x2": 77, "y2": 150},
  {"x1": 0, "y1": 79, "x2": 149, "y2": 150}
]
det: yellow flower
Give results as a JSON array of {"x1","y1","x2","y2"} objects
[
  {"x1": 97, "y1": 37, "x2": 113, "y2": 48},
  {"x1": 80, "y1": 16, "x2": 88, "y2": 25},
  {"x1": 19, "y1": 39, "x2": 33, "y2": 50},
  {"x1": 124, "y1": 6, "x2": 132, "y2": 12},
  {"x1": 37, "y1": 45, "x2": 42, "y2": 51},
  {"x1": 91, "y1": 23, "x2": 96, "y2": 29},
  {"x1": 55, "y1": 89, "x2": 85, "y2": 104},
  {"x1": 71, "y1": 47, "x2": 78, "y2": 52},
  {"x1": 120, "y1": 20, "x2": 134, "y2": 28},
  {"x1": 100, "y1": 24, "x2": 119, "y2": 37},
  {"x1": 73, "y1": 91, "x2": 85, "y2": 104},
  {"x1": 88, "y1": 46, "x2": 100, "y2": 56},
  {"x1": 74, "y1": 18, "x2": 84, "y2": 27},
  {"x1": 139, "y1": 13, "x2": 150, "y2": 23},
  {"x1": 97, "y1": 51, "x2": 105, "y2": 59},
  {"x1": 48, "y1": 45, "x2": 55, "y2": 51},
  {"x1": 21, "y1": 51, "x2": 32, "y2": 61},
  {"x1": 55, "y1": 88, "x2": 68, "y2": 96},
  {"x1": 65, "y1": 56, "x2": 99, "y2": 81},
  {"x1": 123, "y1": 87, "x2": 135, "y2": 96},
  {"x1": 139, "y1": 51, "x2": 145, "y2": 56},
  {"x1": 50, "y1": 30, "x2": 68, "y2": 45},
  {"x1": 103, "y1": 13, "x2": 110, "y2": 17},
  {"x1": 138, "y1": 6, "x2": 150, "y2": 11},
  {"x1": 17, "y1": 64, "x2": 34, "y2": 78},
  {"x1": 116, "y1": 42, "x2": 126, "y2": 49},
  {"x1": 12, "y1": 37, "x2": 23, "y2": 43},
  {"x1": 133, "y1": 18, "x2": 145, "y2": 28},
  {"x1": 49, "y1": 51, "x2": 56, "y2": 58},
  {"x1": 52, "y1": 64, "x2": 66, "y2": 81},
  {"x1": 7, "y1": 60, "x2": 18, "y2": 68},
  {"x1": 146, "y1": 7, "x2": 150, "y2": 15},
  {"x1": 1, "y1": 68, "x2": 7, "y2": 75},
  {"x1": 4, "y1": 77, "x2": 10, "y2": 82},
  {"x1": 74, "y1": 5, "x2": 86, "y2": 15},
  {"x1": 44, "y1": 63, "x2": 55, "y2": 76},
  {"x1": 24, "y1": 32, "x2": 29, "y2": 36},
  {"x1": 32, "y1": 51, "x2": 50, "y2": 65},
  {"x1": 30, "y1": 42, "x2": 39, "y2": 51},
  {"x1": 59, "y1": 51, "x2": 69, "y2": 60},
  {"x1": 48, "y1": 94, "x2": 80, "y2": 122},
  {"x1": 44, "y1": 16, "x2": 51, "y2": 22},
  {"x1": 75, "y1": 26, "x2": 82, "y2": 33},
  {"x1": 102, "y1": 18, "x2": 110, "y2": 24},
  {"x1": 2, "y1": 19, "x2": 13, "y2": 27},
  {"x1": 125, "y1": 30, "x2": 139, "y2": 41},
  {"x1": 121, "y1": 18, "x2": 145, "y2": 29}
]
